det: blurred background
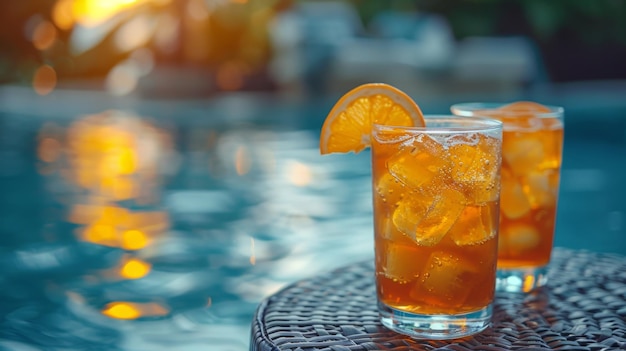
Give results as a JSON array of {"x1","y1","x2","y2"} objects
[{"x1": 0, "y1": 0, "x2": 625, "y2": 350}]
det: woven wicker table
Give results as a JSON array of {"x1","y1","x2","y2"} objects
[{"x1": 250, "y1": 248, "x2": 626, "y2": 351}]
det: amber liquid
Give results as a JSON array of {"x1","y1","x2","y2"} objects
[
  {"x1": 497, "y1": 123, "x2": 564, "y2": 269},
  {"x1": 372, "y1": 126, "x2": 500, "y2": 315}
]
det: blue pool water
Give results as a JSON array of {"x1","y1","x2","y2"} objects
[{"x1": 0, "y1": 85, "x2": 625, "y2": 350}]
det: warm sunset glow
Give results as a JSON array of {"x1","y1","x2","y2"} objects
[
  {"x1": 33, "y1": 65, "x2": 57, "y2": 96},
  {"x1": 53, "y1": 0, "x2": 75, "y2": 30},
  {"x1": 52, "y1": 0, "x2": 173, "y2": 29},
  {"x1": 102, "y1": 301, "x2": 169, "y2": 319},
  {"x1": 120, "y1": 258, "x2": 151, "y2": 279},
  {"x1": 72, "y1": 0, "x2": 140, "y2": 27},
  {"x1": 235, "y1": 146, "x2": 251, "y2": 175},
  {"x1": 32, "y1": 21, "x2": 58, "y2": 51}
]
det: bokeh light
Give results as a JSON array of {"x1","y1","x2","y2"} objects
[
  {"x1": 65, "y1": 110, "x2": 170, "y2": 199},
  {"x1": 120, "y1": 257, "x2": 152, "y2": 279},
  {"x1": 33, "y1": 65, "x2": 57, "y2": 95},
  {"x1": 32, "y1": 20, "x2": 58, "y2": 51},
  {"x1": 101, "y1": 301, "x2": 169, "y2": 320}
]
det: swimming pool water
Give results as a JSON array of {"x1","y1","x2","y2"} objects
[{"x1": 0, "y1": 87, "x2": 624, "y2": 350}]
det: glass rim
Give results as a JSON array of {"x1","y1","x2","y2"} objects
[
  {"x1": 450, "y1": 102, "x2": 564, "y2": 119},
  {"x1": 372, "y1": 115, "x2": 503, "y2": 134}
]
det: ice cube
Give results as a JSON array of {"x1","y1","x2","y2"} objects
[
  {"x1": 448, "y1": 134, "x2": 501, "y2": 203},
  {"x1": 375, "y1": 172, "x2": 406, "y2": 208},
  {"x1": 536, "y1": 121, "x2": 563, "y2": 171},
  {"x1": 393, "y1": 188, "x2": 466, "y2": 246},
  {"x1": 388, "y1": 134, "x2": 447, "y2": 191},
  {"x1": 392, "y1": 196, "x2": 429, "y2": 241},
  {"x1": 449, "y1": 203, "x2": 498, "y2": 246},
  {"x1": 412, "y1": 250, "x2": 479, "y2": 305},
  {"x1": 500, "y1": 166, "x2": 531, "y2": 219},
  {"x1": 377, "y1": 213, "x2": 415, "y2": 245},
  {"x1": 382, "y1": 241, "x2": 426, "y2": 283},
  {"x1": 521, "y1": 170, "x2": 559, "y2": 209},
  {"x1": 502, "y1": 134, "x2": 544, "y2": 176},
  {"x1": 502, "y1": 223, "x2": 540, "y2": 253}
]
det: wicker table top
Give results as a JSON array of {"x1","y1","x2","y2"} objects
[{"x1": 250, "y1": 248, "x2": 626, "y2": 351}]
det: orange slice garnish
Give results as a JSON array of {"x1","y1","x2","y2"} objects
[{"x1": 319, "y1": 83, "x2": 425, "y2": 155}]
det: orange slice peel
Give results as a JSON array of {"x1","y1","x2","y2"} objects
[{"x1": 320, "y1": 83, "x2": 425, "y2": 155}]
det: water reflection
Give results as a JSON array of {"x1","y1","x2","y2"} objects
[
  {"x1": 1, "y1": 106, "x2": 374, "y2": 350},
  {"x1": 63, "y1": 110, "x2": 172, "y2": 201}
]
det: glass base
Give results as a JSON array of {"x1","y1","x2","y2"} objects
[
  {"x1": 496, "y1": 266, "x2": 548, "y2": 293},
  {"x1": 378, "y1": 302, "x2": 492, "y2": 340}
]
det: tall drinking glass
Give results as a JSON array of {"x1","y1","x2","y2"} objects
[
  {"x1": 451, "y1": 103, "x2": 564, "y2": 293},
  {"x1": 372, "y1": 116, "x2": 502, "y2": 339}
]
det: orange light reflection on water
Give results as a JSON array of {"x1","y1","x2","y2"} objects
[
  {"x1": 70, "y1": 204, "x2": 168, "y2": 250},
  {"x1": 62, "y1": 111, "x2": 173, "y2": 249},
  {"x1": 120, "y1": 257, "x2": 152, "y2": 279},
  {"x1": 65, "y1": 111, "x2": 170, "y2": 201},
  {"x1": 102, "y1": 301, "x2": 169, "y2": 320}
]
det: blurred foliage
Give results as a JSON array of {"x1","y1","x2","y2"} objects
[
  {"x1": 1, "y1": 0, "x2": 625, "y2": 86},
  {"x1": 0, "y1": 0, "x2": 291, "y2": 86},
  {"x1": 350, "y1": 0, "x2": 626, "y2": 46},
  {"x1": 349, "y1": 0, "x2": 626, "y2": 81},
  {"x1": 0, "y1": 2, "x2": 54, "y2": 83}
]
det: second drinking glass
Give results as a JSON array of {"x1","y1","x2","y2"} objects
[{"x1": 451, "y1": 102, "x2": 564, "y2": 293}]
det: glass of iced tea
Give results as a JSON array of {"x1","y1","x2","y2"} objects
[
  {"x1": 372, "y1": 116, "x2": 502, "y2": 339},
  {"x1": 451, "y1": 102, "x2": 564, "y2": 293}
]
